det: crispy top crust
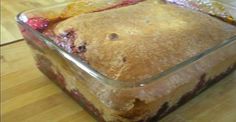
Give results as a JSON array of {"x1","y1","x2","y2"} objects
[{"x1": 53, "y1": 0, "x2": 236, "y2": 82}]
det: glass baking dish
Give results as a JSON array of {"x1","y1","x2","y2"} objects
[{"x1": 16, "y1": 0, "x2": 236, "y2": 121}]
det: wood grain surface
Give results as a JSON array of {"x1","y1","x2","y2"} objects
[
  {"x1": 1, "y1": 41, "x2": 236, "y2": 122},
  {"x1": 1, "y1": 0, "x2": 70, "y2": 45}
]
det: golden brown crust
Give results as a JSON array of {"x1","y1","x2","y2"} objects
[{"x1": 53, "y1": 0, "x2": 236, "y2": 82}]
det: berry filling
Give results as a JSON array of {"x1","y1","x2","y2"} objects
[
  {"x1": 56, "y1": 30, "x2": 77, "y2": 53},
  {"x1": 27, "y1": 17, "x2": 49, "y2": 32}
]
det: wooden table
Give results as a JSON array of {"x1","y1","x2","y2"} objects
[
  {"x1": 1, "y1": 40, "x2": 236, "y2": 122},
  {"x1": 1, "y1": 0, "x2": 70, "y2": 45}
]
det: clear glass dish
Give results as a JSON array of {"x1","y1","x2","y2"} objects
[{"x1": 16, "y1": 0, "x2": 236, "y2": 121}]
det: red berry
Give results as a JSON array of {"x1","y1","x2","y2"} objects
[{"x1": 27, "y1": 17, "x2": 49, "y2": 31}]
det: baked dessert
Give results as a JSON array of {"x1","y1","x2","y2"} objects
[
  {"x1": 44, "y1": 0, "x2": 236, "y2": 82},
  {"x1": 19, "y1": 0, "x2": 236, "y2": 121}
]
